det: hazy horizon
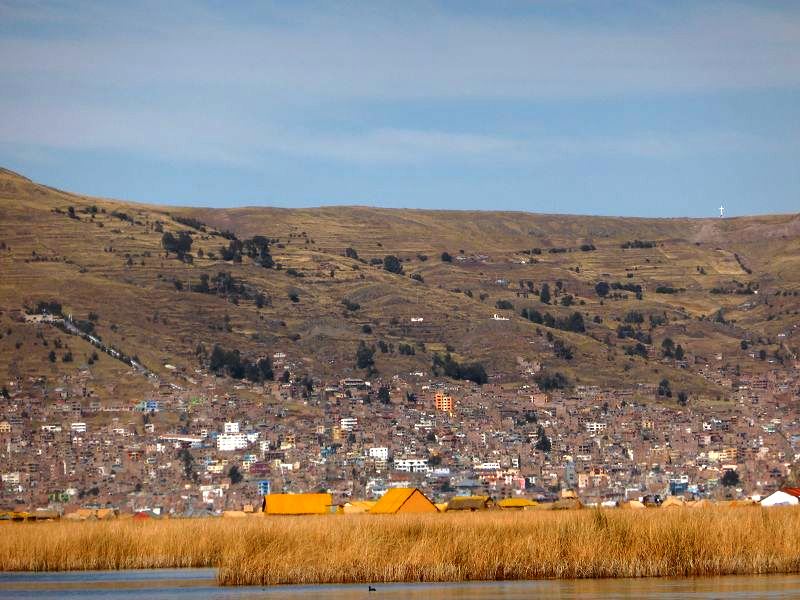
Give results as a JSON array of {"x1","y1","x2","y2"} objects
[
  {"x1": 5, "y1": 163, "x2": 800, "y2": 220},
  {"x1": 1, "y1": 1, "x2": 799, "y2": 217}
]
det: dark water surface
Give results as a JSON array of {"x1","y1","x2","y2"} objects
[{"x1": 1, "y1": 569, "x2": 800, "y2": 599}]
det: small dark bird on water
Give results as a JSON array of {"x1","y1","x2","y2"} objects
[{"x1": 368, "y1": 585, "x2": 376, "y2": 592}]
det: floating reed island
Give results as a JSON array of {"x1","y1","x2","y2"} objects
[{"x1": 2, "y1": 507, "x2": 800, "y2": 586}]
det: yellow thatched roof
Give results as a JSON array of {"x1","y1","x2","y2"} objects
[
  {"x1": 32, "y1": 510, "x2": 60, "y2": 520},
  {"x1": 446, "y1": 496, "x2": 495, "y2": 511},
  {"x1": 0, "y1": 511, "x2": 31, "y2": 520},
  {"x1": 370, "y1": 488, "x2": 438, "y2": 514},
  {"x1": 264, "y1": 493, "x2": 332, "y2": 515},
  {"x1": 65, "y1": 508, "x2": 97, "y2": 521},
  {"x1": 552, "y1": 497, "x2": 583, "y2": 510},
  {"x1": 341, "y1": 501, "x2": 376, "y2": 514},
  {"x1": 497, "y1": 498, "x2": 536, "y2": 509},
  {"x1": 687, "y1": 499, "x2": 711, "y2": 508},
  {"x1": 661, "y1": 496, "x2": 686, "y2": 508},
  {"x1": 727, "y1": 499, "x2": 757, "y2": 507}
]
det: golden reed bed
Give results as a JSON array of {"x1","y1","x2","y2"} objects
[{"x1": 1, "y1": 507, "x2": 800, "y2": 586}]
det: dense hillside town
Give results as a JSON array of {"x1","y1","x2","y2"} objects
[
  {"x1": 2, "y1": 337, "x2": 799, "y2": 515},
  {"x1": 1, "y1": 168, "x2": 799, "y2": 516}
]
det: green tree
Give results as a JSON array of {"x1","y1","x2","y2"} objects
[
  {"x1": 534, "y1": 372, "x2": 568, "y2": 391},
  {"x1": 356, "y1": 341, "x2": 375, "y2": 370},
  {"x1": 377, "y1": 385, "x2": 391, "y2": 404},
  {"x1": 721, "y1": 470, "x2": 740, "y2": 487},
  {"x1": 535, "y1": 425, "x2": 552, "y2": 452},
  {"x1": 383, "y1": 255, "x2": 404, "y2": 274},
  {"x1": 178, "y1": 448, "x2": 197, "y2": 482},
  {"x1": 539, "y1": 283, "x2": 551, "y2": 304},
  {"x1": 161, "y1": 231, "x2": 193, "y2": 256},
  {"x1": 228, "y1": 465, "x2": 243, "y2": 485}
]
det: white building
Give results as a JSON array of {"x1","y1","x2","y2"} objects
[
  {"x1": 476, "y1": 461, "x2": 502, "y2": 471},
  {"x1": 159, "y1": 434, "x2": 203, "y2": 448},
  {"x1": 1, "y1": 472, "x2": 20, "y2": 484},
  {"x1": 368, "y1": 447, "x2": 389, "y2": 461},
  {"x1": 761, "y1": 489, "x2": 800, "y2": 507},
  {"x1": 340, "y1": 417, "x2": 358, "y2": 431},
  {"x1": 217, "y1": 433, "x2": 248, "y2": 451},
  {"x1": 224, "y1": 422, "x2": 240, "y2": 434},
  {"x1": 585, "y1": 421, "x2": 607, "y2": 435},
  {"x1": 70, "y1": 422, "x2": 87, "y2": 433},
  {"x1": 394, "y1": 458, "x2": 429, "y2": 473}
]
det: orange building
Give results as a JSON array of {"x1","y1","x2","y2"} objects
[
  {"x1": 434, "y1": 392, "x2": 453, "y2": 413},
  {"x1": 263, "y1": 493, "x2": 333, "y2": 515},
  {"x1": 369, "y1": 488, "x2": 438, "y2": 514}
]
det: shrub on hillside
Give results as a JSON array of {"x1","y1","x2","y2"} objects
[{"x1": 383, "y1": 255, "x2": 404, "y2": 274}]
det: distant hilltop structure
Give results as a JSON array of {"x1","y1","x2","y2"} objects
[{"x1": 719, "y1": 205, "x2": 726, "y2": 218}]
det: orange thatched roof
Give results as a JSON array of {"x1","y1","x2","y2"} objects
[
  {"x1": 265, "y1": 493, "x2": 332, "y2": 515},
  {"x1": 370, "y1": 488, "x2": 438, "y2": 514},
  {"x1": 782, "y1": 487, "x2": 800, "y2": 498}
]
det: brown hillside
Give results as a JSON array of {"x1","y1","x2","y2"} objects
[{"x1": 1, "y1": 168, "x2": 798, "y2": 402}]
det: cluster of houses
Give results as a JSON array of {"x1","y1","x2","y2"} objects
[
  {"x1": 1, "y1": 342, "x2": 800, "y2": 517},
  {"x1": 6, "y1": 486, "x2": 800, "y2": 523}
]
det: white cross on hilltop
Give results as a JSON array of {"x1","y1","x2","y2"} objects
[{"x1": 719, "y1": 205, "x2": 725, "y2": 218}]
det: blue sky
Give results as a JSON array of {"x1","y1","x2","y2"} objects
[{"x1": 0, "y1": 1, "x2": 798, "y2": 216}]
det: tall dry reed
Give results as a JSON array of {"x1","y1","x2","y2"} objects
[{"x1": 2, "y1": 507, "x2": 799, "y2": 586}]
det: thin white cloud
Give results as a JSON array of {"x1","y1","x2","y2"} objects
[
  {"x1": 1, "y1": 1, "x2": 798, "y2": 166},
  {"x1": 1, "y1": 2, "x2": 799, "y2": 99},
  {"x1": 0, "y1": 96, "x2": 782, "y2": 166},
  {"x1": 279, "y1": 128, "x2": 523, "y2": 163},
  {"x1": 0, "y1": 98, "x2": 518, "y2": 164}
]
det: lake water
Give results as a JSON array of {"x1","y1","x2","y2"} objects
[{"x1": 1, "y1": 569, "x2": 800, "y2": 599}]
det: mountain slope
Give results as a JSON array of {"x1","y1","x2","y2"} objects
[{"x1": 1, "y1": 167, "x2": 798, "y2": 402}]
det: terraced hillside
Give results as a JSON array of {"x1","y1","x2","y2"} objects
[{"x1": 1, "y1": 167, "x2": 798, "y2": 402}]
